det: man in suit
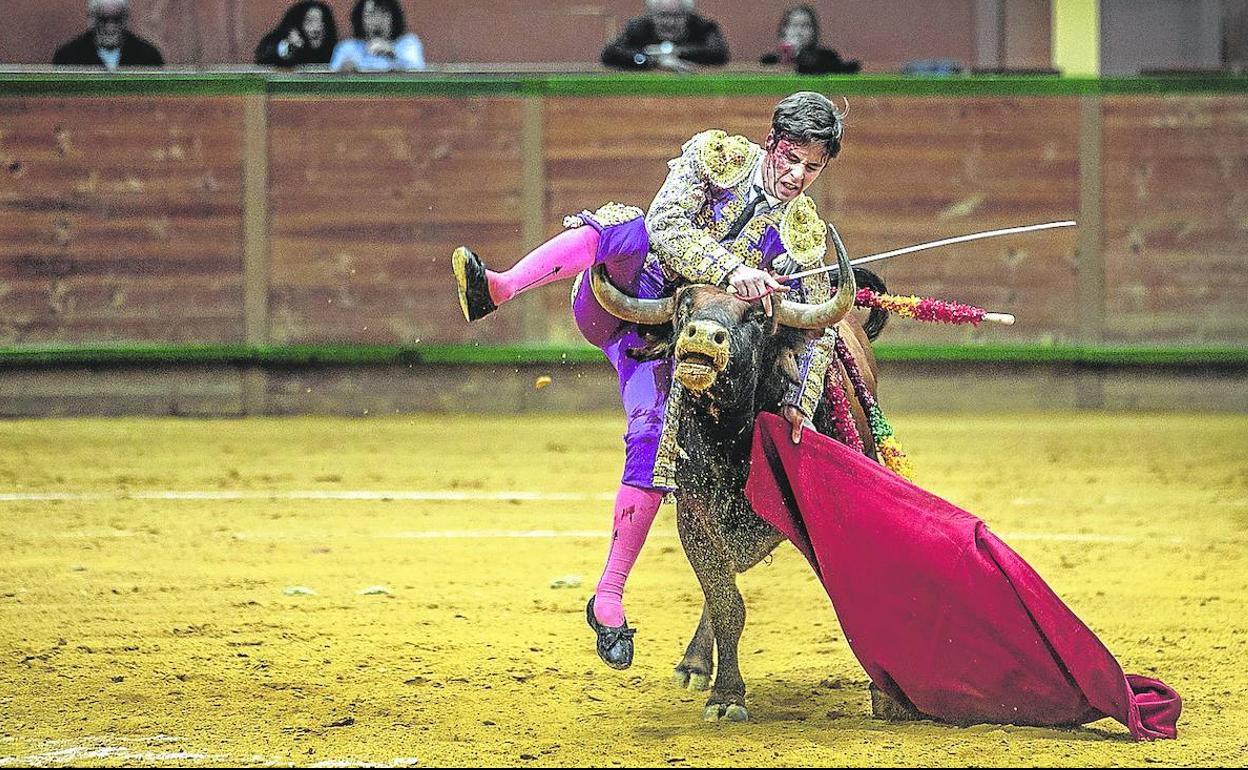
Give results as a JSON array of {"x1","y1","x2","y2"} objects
[
  {"x1": 53, "y1": 0, "x2": 164, "y2": 69},
  {"x1": 601, "y1": 0, "x2": 729, "y2": 71}
]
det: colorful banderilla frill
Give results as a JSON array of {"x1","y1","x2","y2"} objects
[
  {"x1": 822, "y1": 330, "x2": 915, "y2": 481},
  {"x1": 822, "y1": 356, "x2": 864, "y2": 454},
  {"x1": 836, "y1": 334, "x2": 915, "y2": 481},
  {"x1": 854, "y1": 287, "x2": 989, "y2": 325}
]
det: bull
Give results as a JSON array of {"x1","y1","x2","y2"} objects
[{"x1": 588, "y1": 227, "x2": 912, "y2": 722}]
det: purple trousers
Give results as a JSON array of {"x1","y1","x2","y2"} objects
[{"x1": 570, "y1": 216, "x2": 672, "y2": 491}]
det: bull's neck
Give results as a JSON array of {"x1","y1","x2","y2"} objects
[{"x1": 675, "y1": 391, "x2": 757, "y2": 490}]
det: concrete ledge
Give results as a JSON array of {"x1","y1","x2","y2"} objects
[{"x1": 1, "y1": 360, "x2": 1244, "y2": 416}]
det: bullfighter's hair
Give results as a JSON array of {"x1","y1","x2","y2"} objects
[{"x1": 771, "y1": 91, "x2": 845, "y2": 158}]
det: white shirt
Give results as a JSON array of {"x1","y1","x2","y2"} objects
[
  {"x1": 330, "y1": 34, "x2": 426, "y2": 72},
  {"x1": 97, "y1": 46, "x2": 122, "y2": 70},
  {"x1": 750, "y1": 161, "x2": 782, "y2": 213}
]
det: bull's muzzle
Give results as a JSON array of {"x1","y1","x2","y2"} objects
[{"x1": 674, "y1": 320, "x2": 730, "y2": 394}]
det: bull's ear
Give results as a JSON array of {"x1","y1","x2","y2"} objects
[
  {"x1": 777, "y1": 348, "x2": 802, "y2": 384},
  {"x1": 746, "y1": 302, "x2": 780, "y2": 335}
]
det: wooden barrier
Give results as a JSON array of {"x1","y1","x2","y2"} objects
[{"x1": 0, "y1": 74, "x2": 1245, "y2": 413}]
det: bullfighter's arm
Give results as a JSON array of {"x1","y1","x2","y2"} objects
[{"x1": 646, "y1": 130, "x2": 757, "y2": 286}]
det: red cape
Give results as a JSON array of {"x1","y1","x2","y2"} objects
[{"x1": 744, "y1": 412, "x2": 1180, "y2": 740}]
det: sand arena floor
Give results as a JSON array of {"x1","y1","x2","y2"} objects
[{"x1": 1, "y1": 412, "x2": 1246, "y2": 767}]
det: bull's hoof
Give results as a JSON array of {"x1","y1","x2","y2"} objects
[
  {"x1": 672, "y1": 668, "x2": 711, "y2": 691},
  {"x1": 869, "y1": 682, "x2": 924, "y2": 722},
  {"x1": 702, "y1": 702, "x2": 749, "y2": 722}
]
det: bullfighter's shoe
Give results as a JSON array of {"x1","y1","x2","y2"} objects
[
  {"x1": 452, "y1": 246, "x2": 497, "y2": 322},
  {"x1": 586, "y1": 596, "x2": 635, "y2": 670}
]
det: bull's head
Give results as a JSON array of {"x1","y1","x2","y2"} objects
[{"x1": 590, "y1": 226, "x2": 857, "y2": 401}]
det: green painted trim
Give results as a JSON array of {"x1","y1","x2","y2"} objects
[
  {"x1": 265, "y1": 74, "x2": 527, "y2": 97},
  {"x1": 1, "y1": 343, "x2": 1245, "y2": 368},
  {"x1": 873, "y1": 343, "x2": 1248, "y2": 366},
  {"x1": 3, "y1": 72, "x2": 1248, "y2": 99},
  {"x1": 0, "y1": 343, "x2": 606, "y2": 367},
  {"x1": 0, "y1": 72, "x2": 267, "y2": 96}
]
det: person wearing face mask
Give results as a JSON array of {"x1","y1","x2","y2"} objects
[
  {"x1": 760, "y1": 4, "x2": 860, "y2": 75},
  {"x1": 450, "y1": 93, "x2": 846, "y2": 670},
  {"x1": 256, "y1": 1, "x2": 339, "y2": 67},
  {"x1": 330, "y1": 0, "x2": 425, "y2": 72},
  {"x1": 602, "y1": 0, "x2": 729, "y2": 72},
  {"x1": 53, "y1": 0, "x2": 164, "y2": 69}
]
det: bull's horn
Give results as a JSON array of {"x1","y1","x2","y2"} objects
[
  {"x1": 774, "y1": 223, "x2": 857, "y2": 330},
  {"x1": 589, "y1": 264, "x2": 675, "y2": 325}
]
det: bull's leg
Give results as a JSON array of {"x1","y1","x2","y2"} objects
[
  {"x1": 678, "y1": 519, "x2": 750, "y2": 722},
  {"x1": 672, "y1": 602, "x2": 714, "y2": 691},
  {"x1": 673, "y1": 523, "x2": 782, "y2": 693}
]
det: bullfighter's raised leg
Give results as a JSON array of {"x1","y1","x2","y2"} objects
[
  {"x1": 452, "y1": 203, "x2": 649, "y2": 323},
  {"x1": 452, "y1": 226, "x2": 599, "y2": 322}
]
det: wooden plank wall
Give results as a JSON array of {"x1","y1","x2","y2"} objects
[
  {"x1": 1102, "y1": 95, "x2": 1248, "y2": 345},
  {"x1": 1, "y1": 91, "x2": 1246, "y2": 356},
  {"x1": 0, "y1": 96, "x2": 245, "y2": 344},
  {"x1": 266, "y1": 96, "x2": 525, "y2": 346}
]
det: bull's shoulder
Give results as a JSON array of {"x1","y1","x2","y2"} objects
[
  {"x1": 779, "y1": 194, "x2": 827, "y2": 269},
  {"x1": 686, "y1": 129, "x2": 760, "y2": 189},
  {"x1": 836, "y1": 317, "x2": 879, "y2": 391}
]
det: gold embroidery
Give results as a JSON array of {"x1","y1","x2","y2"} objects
[
  {"x1": 798, "y1": 332, "x2": 836, "y2": 417},
  {"x1": 652, "y1": 380, "x2": 685, "y2": 490},
  {"x1": 779, "y1": 194, "x2": 827, "y2": 268},
  {"x1": 726, "y1": 210, "x2": 783, "y2": 269},
  {"x1": 694, "y1": 130, "x2": 759, "y2": 189},
  {"x1": 587, "y1": 201, "x2": 644, "y2": 228}
]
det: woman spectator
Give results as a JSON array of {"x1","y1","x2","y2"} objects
[
  {"x1": 255, "y1": 1, "x2": 338, "y2": 67},
  {"x1": 759, "y1": 4, "x2": 860, "y2": 75},
  {"x1": 330, "y1": 0, "x2": 425, "y2": 72}
]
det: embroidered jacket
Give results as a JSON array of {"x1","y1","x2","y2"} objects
[{"x1": 645, "y1": 129, "x2": 838, "y2": 419}]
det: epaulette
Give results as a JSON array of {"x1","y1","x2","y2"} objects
[
  {"x1": 690, "y1": 129, "x2": 759, "y2": 189},
  {"x1": 779, "y1": 194, "x2": 827, "y2": 268}
]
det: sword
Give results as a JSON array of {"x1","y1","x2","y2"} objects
[
  {"x1": 781, "y1": 220, "x2": 1077, "y2": 283},
  {"x1": 728, "y1": 220, "x2": 1075, "y2": 324}
]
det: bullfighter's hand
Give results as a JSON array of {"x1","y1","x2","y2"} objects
[
  {"x1": 782, "y1": 405, "x2": 809, "y2": 444},
  {"x1": 728, "y1": 265, "x2": 788, "y2": 316}
]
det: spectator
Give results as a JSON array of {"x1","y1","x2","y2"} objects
[
  {"x1": 760, "y1": 5, "x2": 860, "y2": 75},
  {"x1": 53, "y1": 0, "x2": 163, "y2": 69},
  {"x1": 255, "y1": 2, "x2": 339, "y2": 67},
  {"x1": 330, "y1": 0, "x2": 425, "y2": 72},
  {"x1": 601, "y1": 0, "x2": 728, "y2": 72}
]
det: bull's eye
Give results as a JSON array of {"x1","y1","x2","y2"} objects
[{"x1": 713, "y1": 331, "x2": 727, "y2": 345}]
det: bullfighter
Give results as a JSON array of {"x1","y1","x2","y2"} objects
[{"x1": 452, "y1": 91, "x2": 847, "y2": 671}]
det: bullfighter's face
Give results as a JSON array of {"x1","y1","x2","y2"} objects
[{"x1": 762, "y1": 133, "x2": 829, "y2": 203}]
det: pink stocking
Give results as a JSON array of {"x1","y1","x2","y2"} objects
[
  {"x1": 488, "y1": 225, "x2": 600, "y2": 305},
  {"x1": 593, "y1": 484, "x2": 664, "y2": 628}
]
